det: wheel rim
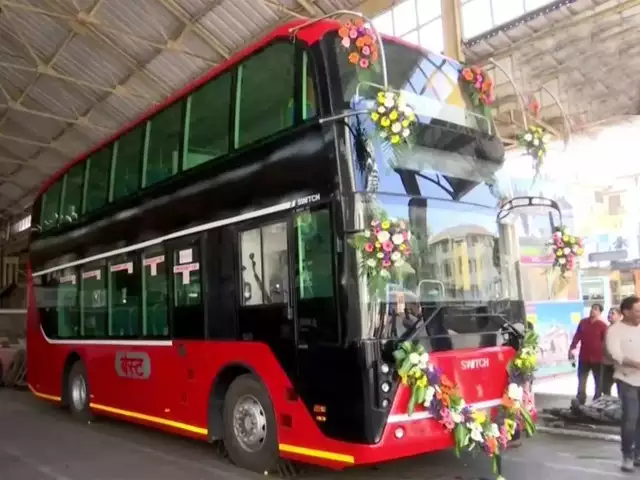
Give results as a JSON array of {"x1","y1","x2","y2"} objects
[
  {"x1": 232, "y1": 394, "x2": 267, "y2": 452},
  {"x1": 71, "y1": 375, "x2": 87, "y2": 411}
]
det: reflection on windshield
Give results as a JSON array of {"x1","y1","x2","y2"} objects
[{"x1": 345, "y1": 192, "x2": 520, "y2": 342}]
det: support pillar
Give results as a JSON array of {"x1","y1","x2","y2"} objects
[{"x1": 441, "y1": 0, "x2": 465, "y2": 61}]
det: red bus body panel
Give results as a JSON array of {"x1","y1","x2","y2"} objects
[{"x1": 27, "y1": 264, "x2": 530, "y2": 468}]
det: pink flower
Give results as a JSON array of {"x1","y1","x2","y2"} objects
[
  {"x1": 341, "y1": 37, "x2": 351, "y2": 48},
  {"x1": 349, "y1": 28, "x2": 358, "y2": 39},
  {"x1": 361, "y1": 45, "x2": 371, "y2": 55},
  {"x1": 443, "y1": 419, "x2": 455, "y2": 430},
  {"x1": 440, "y1": 408, "x2": 451, "y2": 421},
  {"x1": 552, "y1": 231, "x2": 561, "y2": 240},
  {"x1": 402, "y1": 231, "x2": 409, "y2": 241},
  {"x1": 374, "y1": 227, "x2": 381, "y2": 235},
  {"x1": 364, "y1": 243, "x2": 374, "y2": 252},
  {"x1": 382, "y1": 259, "x2": 391, "y2": 268},
  {"x1": 382, "y1": 240, "x2": 393, "y2": 252},
  {"x1": 359, "y1": 58, "x2": 369, "y2": 68},
  {"x1": 371, "y1": 220, "x2": 380, "y2": 227}
]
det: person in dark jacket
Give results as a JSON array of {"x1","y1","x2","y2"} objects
[{"x1": 569, "y1": 303, "x2": 607, "y2": 404}]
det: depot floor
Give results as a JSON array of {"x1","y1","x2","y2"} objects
[{"x1": 0, "y1": 388, "x2": 626, "y2": 480}]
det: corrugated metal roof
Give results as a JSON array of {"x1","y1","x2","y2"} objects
[
  {"x1": 464, "y1": 0, "x2": 640, "y2": 145},
  {"x1": 0, "y1": 0, "x2": 361, "y2": 221}
]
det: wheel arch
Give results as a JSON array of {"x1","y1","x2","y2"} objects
[
  {"x1": 60, "y1": 351, "x2": 83, "y2": 407},
  {"x1": 207, "y1": 362, "x2": 260, "y2": 441}
]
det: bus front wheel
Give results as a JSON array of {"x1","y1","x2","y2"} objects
[
  {"x1": 67, "y1": 362, "x2": 94, "y2": 423},
  {"x1": 222, "y1": 374, "x2": 278, "y2": 473}
]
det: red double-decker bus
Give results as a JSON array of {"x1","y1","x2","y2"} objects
[{"x1": 27, "y1": 16, "x2": 544, "y2": 473}]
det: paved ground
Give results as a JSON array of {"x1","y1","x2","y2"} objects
[{"x1": 0, "y1": 388, "x2": 629, "y2": 480}]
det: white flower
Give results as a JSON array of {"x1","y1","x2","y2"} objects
[
  {"x1": 377, "y1": 230, "x2": 390, "y2": 242},
  {"x1": 507, "y1": 383, "x2": 523, "y2": 402},
  {"x1": 384, "y1": 98, "x2": 395, "y2": 108},
  {"x1": 366, "y1": 259, "x2": 376, "y2": 267},
  {"x1": 394, "y1": 258, "x2": 405, "y2": 267},
  {"x1": 377, "y1": 106, "x2": 386, "y2": 113},
  {"x1": 533, "y1": 138, "x2": 539, "y2": 146},
  {"x1": 563, "y1": 247, "x2": 571, "y2": 255},
  {"x1": 402, "y1": 128, "x2": 410, "y2": 137},
  {"x1": 390, "y1": 251, "x2": 401, "y2": 262},
  {"x1": 397, "y1": 100, "x2": 407, "y2": 110},
  {"x1": 524, "y1": 133, "x2": 532, "y2": 142},
  {"x1": 558, "y1": 257, "x2": 566, "y2": 264},
  {"x1": 451, "y1": 411, "x2": 462, "y2": 423},
  {"x1": 424, "y1": 386, "x2": 436, "y2": 406},
  {"x1": 418, "y1": 352, "x2": 429, "y2": 369},
  {"x1": 408, "y1": 352, "x2": 421, "y2": 365},
  {"x1": 490, "y1": 423, "x2": 500, "y2": 437},
  {"x1": 469, "y1": 423, "x2": 484, "y2": 443},
  {"x1": 392, "y1": 233, "x2": 404, "y2": 245},
  {"x1": 391, "y1": 122, "x2": 402, "y2": 133}
]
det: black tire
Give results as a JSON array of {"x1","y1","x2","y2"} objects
[
  {"x1": 222, "y1": 374, "x2": 278, "y2": 473},
  {"x1": 67, "y1": 362, "x2": 93, "y2": 422}
]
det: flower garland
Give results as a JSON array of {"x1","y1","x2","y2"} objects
[
  {"x1": 517, "y1": 125, "x2": 550, "y2": 176},
  {"x1": 460, "y1": 66, "x2": 495, "y2": 108},
  {"x1": 393, "y1": 330, "x2": 538, "y2": 480},
  {"x1": 550, "y1": 226, "x2": 584, "y2": 276},
  {"x1": 370, "y1": 90, "x2": 417, "y2": 146},
  {"x1": 350, "y1": 217, "x2": 415, "y2": 296},
  {"x1": 338, "y1": 18, "x2": 379, "y2": 69}
]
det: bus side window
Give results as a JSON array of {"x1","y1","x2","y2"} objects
[
  {"x1": 142, "y1": 248, "x2": 169, "y2": 337},
  {"x1": 80, "y1": 263, "x2": 108, "y2": 338},
  {"x1": 109, "y1": 254, "x2": 141, "y2": 338},
  {"x1": 294, "y1": 208, "x2": 338, "y2": 344},
  {"x1": 171, "y1": 242, "x2": 204, "y2": 339},
  {"x1": 302, "y1": 50, "x2": 317, "y2": 120},
  {"x1": 57, "y1": 268, "x2": 80, "y2": 338}
]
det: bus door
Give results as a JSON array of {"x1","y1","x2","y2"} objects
[
  {"x1": 165, "y1": 234, "x2": 206, "y2": 421},
  {"x1": 236, "y1": 215, "x2": 297, "y2": 380}
]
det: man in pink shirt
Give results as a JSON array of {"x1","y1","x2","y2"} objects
[{"x1": 569, "y1": 303, "x2": 607, "y2": 405}]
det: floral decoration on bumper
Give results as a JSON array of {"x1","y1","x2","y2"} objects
[
  {"x1": 370, "y1": 90, "x2": 417, "y2": 146},
  {"x1": 339, "y1": 18, "x2": 379, "y2": 69},
  {"x1": 392, "y1": 330, "x2": 538, "y2": 480},
  {"x1": 550, "y1": 226, "x2": 584, "y2": 276},
  {"x1": 460, "y1": 66, "x2": 495, "y2": 108},
  {"x1": 350, "y1": 217, "x2": 415, "y2": 296},
  {"x1": 517, "y1": 125, "x2": 550, "y2": 175}
]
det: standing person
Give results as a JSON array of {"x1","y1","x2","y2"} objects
[
  {"x1": 568, "y1": 303, "x2": 607, "y2": 404},
  {"x1": 605, "y1": 296, "x2": 640, "y2": 472},
  {"x1": 601, "y1": 307, "x2": 622, "y2": 396}
]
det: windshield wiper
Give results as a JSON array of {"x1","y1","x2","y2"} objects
[{"x1": 399, "y1": 305, "x2": 443, "y2": 343}]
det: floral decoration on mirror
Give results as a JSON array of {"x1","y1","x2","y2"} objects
[
  {"x1": 339, "y1": 18, "x2": 379, "y2": 69},
  {"x1": 517, "y1": 125, "x2": 550, "y2": 176},
  {"x1": 550, "y1": 226, "x2": 583, "y2": 276},
  {"x1": 369, "y1": 90, "x2": 417, "y2": 147},
  {"x1": 460, "y1": 66, "x2": 495, "y2": 111},
  {"x1": 392, "y1": 330, "x2": 538, "y2": 480}
]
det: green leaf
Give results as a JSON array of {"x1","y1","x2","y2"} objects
[
  {"x1": 454, "y1": 423, "x2": 468, "y2": 450},
  {"x1": 408, "y1": 387, "x2": 418, "y2": 415},
  {"x1": 416, "y1": 384, "x2": 426, "y2": 405},
  {"x1": 398, "y1": 357, "x2": 412, "y2": 376},
  {"x1": 492, "y1": 455, "x2": 499, "y2": 474},
  {"x1": 401, "y1": 341, "x2": 413, "y2": 353},
  {"x1": 392, "y1": 348, "x2": 406, "y2": 363}
]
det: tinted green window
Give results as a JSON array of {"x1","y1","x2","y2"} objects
[
  {"x1": 145, "y1": 103, "x2": 182, "y2": 187},
  {"x1": 56, "y1": 268, "x2": 80, "y2": 338},
  {"x1": 112, "y1": 127, "x2": 144, "y2": 200},
  {"x1": 184, "y1": 73, "x2": 232, "y2": 170},
  {"x1": 40, "y1": 180, "x2": 63, "y2": 230},
  {"x1": 303, "y1": 52, "x2": 317, "y2": 121},
  {"x1": 84, "y1": 147, "x2": 112, "y2": 214},
  {"x1": 109, "y1": 254, "x2": 141, "y2": 337},
  {"x1": 81, "y1": 263, "x2": 107, "y2": 337},
  {"x1": 142, "y1": 248, "x2": 168, "y2": 337},
  {"x1": 236, "y1": 43, "x2": 295, "y2": 148},
  {"x1": 60, "y1": 163, "x2": 85, "y2": 223}
]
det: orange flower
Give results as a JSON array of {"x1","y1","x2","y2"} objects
[
  {"x1": 370, "y1": 50, "x2": 379, "y2": 62},
  {"x1": 356, "y1": 37, "x2": 365, "y2": 47},
  {"x1": 440, "y1": 375, "x2": 453, "y2": 388},
  {"x1": 348, "y1": 52, "x2": 360, "y2": 64},
  {"x1": 462, "y1": 68, "x2": 473, "y2": 81},
  {"x1": 338, "y1": 27, "x2": 349, "y2": 38},
  {"x1": 354, "y1": 18, "x2": 364, "y2": 27},
  {"x1": 501, "y1": 394, "x2": 515, "y2": 409},
  {"x1": 362, "y1": 35, "x2": 372, "y2": 45},
  {"x1": 485, "y1": 436, "x2": 498, "y2": 454},
  {"x1": 481, "y1": 80, "x2": 493, "y2": 92}
]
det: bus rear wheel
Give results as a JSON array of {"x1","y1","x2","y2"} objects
[
  {"x1": 222, "y1": 374, "x2": 278, "y2": 473},
  {"x1": 67, "y1": 362, "x2": 93, "y2": 423}
]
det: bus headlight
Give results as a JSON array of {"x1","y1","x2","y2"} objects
[
  {"x1": 380, "y1": 382, "x2": 391, "y2": 393},
  {"x1": 380, "y1": 363, "x2": 390, "y2": 374}
]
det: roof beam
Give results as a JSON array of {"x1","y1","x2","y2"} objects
[
  {"x1": 0, "y1": 101, "x2": 113, "y2": 132},
  {"x1": 0, "y1": 1, "x2": 219, "y2": 65}
]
